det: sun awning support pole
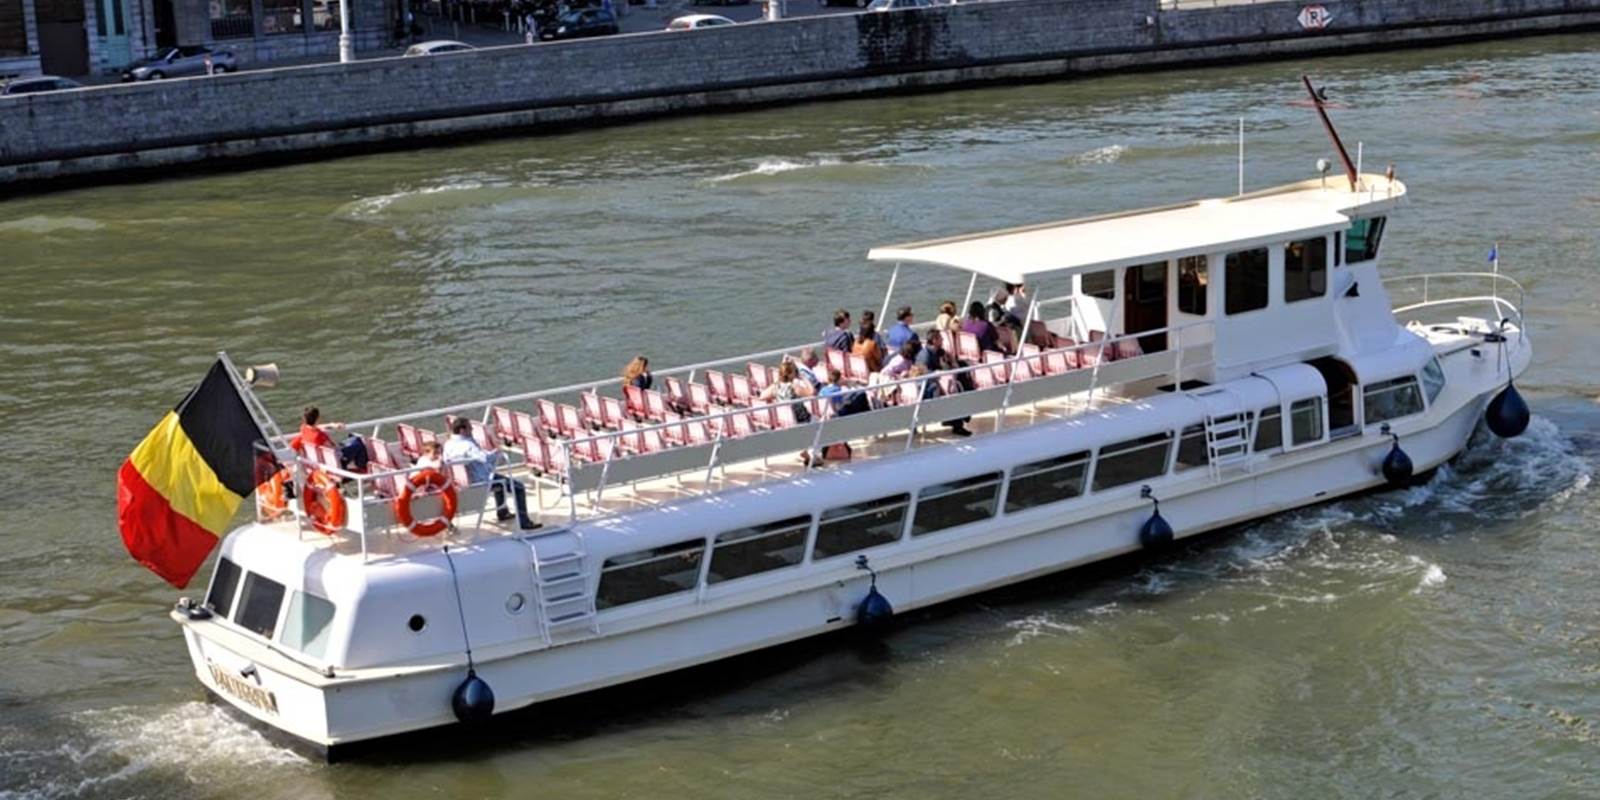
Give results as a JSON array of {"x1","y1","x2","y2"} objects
[
  {"x1": 878, "y1": 262, "x2": 901, "y2": 327},
  {"x1": 961, "y1": 271, "x2": 978, "y2": 312}
]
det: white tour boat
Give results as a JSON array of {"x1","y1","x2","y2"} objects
[{"x1": 172, "y1": 94, "x2": 1534, "y2": 759}]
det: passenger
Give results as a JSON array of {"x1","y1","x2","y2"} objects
[
  {"x1": 860, "y1": 309, "x2": 889, "y2": 353},
  {"x1": 884, "y1": 339, "x2": 920, "y2": 380},
  {"x1": 911, "y1": 364, "x2": 972, "y2": 437},
  {"x1": 290, "y1": 405, "x2": 342, "y2": 453},
  {"x1": 759, "y1": 361, "x2": 816, "y2": 421},
  {"x1": 990, "y1": 306, "x2": 1020, "y2": 355},
  {"x1": 934, "y1": 300, "x2": 962, "y2": 338},
  {"x1": 621, "y1": 355, "x2": 653, "y2": 391},
  {"x1": 1004, "y1": 282, "x2": 1031, "y2": 325},
  {"x1": 824, "y1": 309, "x2": 854, "y2": 352},
  {"x1": 819, "y1": 367, "x2": 869, "y2": 417},
  {"x1": 414, "y1": 440, "x2": 443, "y2": 471},
  {"x1": 792, "y1": 346, "x2": 823, "y2": 387},
  {"x1": 852, "y1": 321, "x2": 884, "y2": 373},
  {"x1": 885, "y1": 305, "x2": 920, "y2": 353},
  {"x1": 917, "y1": 330, "x2": 951, "y2": 372},
  {"x1": 443, "y1": 417, "x2": 537, "y2": 530},
  {"x1": 961, "y1": 301, "x2": 999, "y2": 356}
]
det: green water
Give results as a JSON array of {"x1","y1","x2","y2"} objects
[{"x1": 1, "y1": 33, "x2": 1598, "y2": 799}]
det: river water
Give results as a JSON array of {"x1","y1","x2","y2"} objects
[{"x1": 2, "y1": 33, "x2": 1598, "y2": 799}]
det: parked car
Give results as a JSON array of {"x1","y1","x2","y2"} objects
[
  {"x1": 667, "y1": 13, "x2": 735, "y2": 30},
  {"x1": 822, "y1": 0, "x2": 872, "y2": 7},
  {"x1": 866, "y1": 0, "x2": 932, "y2": 10},
  {"x1": 121, "y1": 46, "x2": 237, "y2": 81},
  {"x1": 403, "y1": 40, "x2": 478, "y2": 56},
  {"x1": 698, "y1": 0, "x2": 750, "y2": 5},
  {"x1": 1, "y1": 76, "x2": 82, "y2": 95},
  {"x1": 541, "y1": 7, "x2": 620, "y2": 40}
]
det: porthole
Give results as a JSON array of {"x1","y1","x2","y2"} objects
[
  {"x1": 407, "y1": 614, "x2": 427, "y2": 633},
  {"x1": 505, "y1": 593, "x2": 527, "y2": 614}
]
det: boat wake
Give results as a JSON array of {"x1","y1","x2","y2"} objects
[
  {"x1": 0, "y1": 702, "x2": 307, "y2": 800},
  {"x1": 1064, "y1": 144, "x2": 1128, "y2": 166},
  {"x1": 702, "y1": 156, "x2": 892, "y2": 185}
]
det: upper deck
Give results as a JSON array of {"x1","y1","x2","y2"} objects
[{"x1": 249, "y1": 172, "x2": 1435, "y2": 556}]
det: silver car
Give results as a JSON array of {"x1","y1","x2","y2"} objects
[
  {"x1": 1, "y1": 76, "x2": 83, "y2": 95},
  {"x1": 121, "y1": 46, "x2": 238, "y2": 81}
]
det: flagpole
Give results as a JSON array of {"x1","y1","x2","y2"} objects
[{"x1": 217, "y1": 351, "x2": 287, "y2": 447}]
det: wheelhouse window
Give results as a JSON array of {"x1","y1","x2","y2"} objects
[
  {"x1": 1284, "y1": 237, "x2": 1327, "y2": 303},
  {"x1": 1005, "y1": 451, "x2": 1089, "y2": 512},
  {"x1": 1420, "y1": 358, "x2": 1446, "y2": 404},
  {"x1": 706, "y1": 516, "x2": 810, "y2": 584},
  {"x1": 812, "y1": 495, "x2": 910, "y2": 560},
  {"x1": 1224, "y1": 248, "x2": 1269, "y2": 315},
  {"x1": 207, "y1": 557, "x2": 243, "y2": 617},
  {"x1": 1254, "y1": 407, "x2": 1283, "y2": 452},
  {"x1": 1081, "y1": 270, "x2": 1115, "y2": 300},
  {"x1": 1364, "y1": 377, "x2": 1425, "y2": 425},
  {"x1": 1290, "y1": 398, "x2": 1324, "y2": 446},
  {"x1": 912, "y1": 473, "x2": 1001, "y2": 536},
  {"x1": 1177, "y1": 255, "x2": 1207, "y2": 316},
  {"x1": 280, "y1": 591, "x2": 336, "y2": 659},
  {"x1": 1175, "y1": 423, "x2": 1209, "y2": 471},
  {"x1": 235, "y1": 572, "x2": 286, "y2": 637},
  {"x1": 597, "y1": 540, "x2": 706, "y2": 609},
  {"x1": 1345, "y1": 217, "x2": 1387, "y2": 263},
  {"x1": 1092, "y1": 432, "x2": 1174, "y2": 491}
]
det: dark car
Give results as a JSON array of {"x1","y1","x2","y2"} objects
[
  {"x1": 541, "y1": 8, "x2": 620, "y2": 40},
  {"x1": 1, "y1": 76, "x2": 83, "y2": 95},
  {"x1": 122, "y1": 45, "x2": 238, "y2": 81}
]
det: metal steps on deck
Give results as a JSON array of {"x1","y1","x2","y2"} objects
[
  {"x1": 1193, "y1": 387, "x2": 1254, "y2": 480},
  {"x1": 527, "y1": 531, "x2": 599, "y2": 642}
]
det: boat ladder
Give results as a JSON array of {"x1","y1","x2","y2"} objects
[
  {"x1": 528, "y1": 530, "x2": 599, "y2": 644},
  {"x1": 1197, "y1": 388, "x2": 1253, "y2": 480}
]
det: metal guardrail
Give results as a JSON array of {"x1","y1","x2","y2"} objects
[{"x1": 1385, "y1": 271, "x2": 1527, "y2": 332}]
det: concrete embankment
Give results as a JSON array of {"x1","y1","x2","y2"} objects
[{"x1": 1, "y1": 0, "x2": 1598, "y2": 190}]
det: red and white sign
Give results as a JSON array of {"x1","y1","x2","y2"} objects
[{"x1": 1298, "y1": 5, "x2": 1333, "y2": 29}]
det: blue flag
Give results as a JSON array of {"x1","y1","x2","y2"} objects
[{"x1": 1487, "y1": 244, "x2": 1498, "y2": 264}]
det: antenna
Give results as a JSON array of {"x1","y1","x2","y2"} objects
[
  {"x1": 1300, "y1": 75, "x2": 1358, "y2": 190},
  {"x1": 1237, "y1": 117, "x2": 1244, "y2": 195}
]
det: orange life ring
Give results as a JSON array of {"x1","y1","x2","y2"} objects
[
  {"x1": 300, "y1": 469, "x2": 347, "y2": 535},
  {"x1": 257, "y1": 467, "x2": 292, "y2": 519},
  {"x1": 393, "y1": 468, "x2": 457, "y2": 537}
]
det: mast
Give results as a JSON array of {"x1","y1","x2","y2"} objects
[{"x1": 1301, "y1": 75, "x2": 1359, "y2": 190}]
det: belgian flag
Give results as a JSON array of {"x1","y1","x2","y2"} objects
[{"x1": 117, "y1": 360, "x2": 266, "y2": 588}]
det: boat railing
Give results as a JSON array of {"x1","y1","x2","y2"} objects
[{"x1": 1384, "y1": 271, "x2": 1527, "y2": 335}]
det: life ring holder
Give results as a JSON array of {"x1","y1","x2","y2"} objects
[
  {"x1": 300, "y1": 469, "x2": 347, "y2": 535},
  {"x1": 394, "y1": 468, "x2": 458, "y2": 538}
]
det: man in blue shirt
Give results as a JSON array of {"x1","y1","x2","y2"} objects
[
  {"x1": 443, "y1": 418, "x2": 536, "y2": 529},
  {"x1": 823, "y1": 309, "x2": 853, "y2": 352},
  {"x1": 886, "y1": 305, "x2": 920, "y2": 353}
]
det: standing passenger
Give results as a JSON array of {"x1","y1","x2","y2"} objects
[{"x1": 622, "y1": 355, "x2": 653, "y2": 390}]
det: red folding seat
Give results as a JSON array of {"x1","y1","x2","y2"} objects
[
  {"x1": 660, "y1": 412, "x2": 687, "y2": 447},
  {"x1": 624, "y1": 384, "x2": 648, "y2": 421},
  {"x1": 1043, "y1": 349, "x2": 1073, "y2": 375},
  {"x1": 447, "y1": 462, "x2": 472, "y2": 488},
  {"x1": 730, "y1": 373, "x2": 754, "y2": 407},
  {"x1": 616, "y1": 420, "x2": 642, "y2": 456},
  {"x1": 640, "y1": 425, "x2": 665, "y2": 454},
  {"x1": 687, "y1": 383, "x2": 713, "y2": 416},
  {"x1": 513, "y1": 410, "x2": 539, "y2": 442},
  {"x1": 686, "y1": 418, "x2": 712, "y2": 445},
  {"x1": 521, "y1": 434, "x2": 549, "y2": 474},
  {"x1": 1113, "y1": 337, "x2": 1144, "y2": 361},
  {"x1": 706, "y1": 370, "x2": 731, "y2": 406},
  {"x1": 846, "y1": 353, "x2": 871, "y2": 384},
  {"x1": 825, "y1": 349, "x2": 847, "y2": 377},
  {"x1": 773, "y1": 403, "x2": 798, "y2": 429},
  {"x1": 972, "y1": 365, "x2": 999, "y2": 391},
  {"x1": 491, "y1": 406, "x2": 518, "y2": 446},
  {"x1": 537, "y1": 399, "x2": 562, "y2": 438},
  {"x1": 580, "y1": 391, "x2": 606, "y2": 430},
  {"x1": 395, "y1": 422, "x2": 423, "y2": 458},
  {"x1": 557, "y1": 404, "x2": 584, "y2": 439},
  {"x1": 601, "y1": 396, "x2": 628, "y2": 430},
  {"x1": 644, "y1": 389, "x2": 669, "y2": 423},
  {"x1": 983, "y1": 350, "x2": 1010, "y2": 383},
  {"x1": 665, "y1": 376, "x2": 690, "y2": 412},
  {"x1": 747, "y1": 362, "x2": 772, "y2": 394},
  {"x1": 956, "y1": 331, "x2": 981, "y2": 363},
  {"x1": 729, "y1": 411, "x2": 754, "y2": 439}
]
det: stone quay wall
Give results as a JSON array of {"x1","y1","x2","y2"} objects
[{"x1": 2, "y1": 0, "x2": 1598, "y2": 189}]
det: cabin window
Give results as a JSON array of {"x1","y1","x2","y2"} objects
[
  {"x1": 1005, "y1": 452, "x2": 1089, "y2": 512},
  {"x1": 1177, "y1": 255, "x2": 1207, "y2": 316},
  {"x1": 1092, "y1": 433, "x2": 1174, "y2": 491},
  {"x1": 1290, "y1": 398, "x2": 1324, "y2": 445},
  {"x1": 1345, "y1": 217, "x2": 1387, "y2": 263},
  {"x1": 235, "y1": 572, "x2": 286, "y2": 638},
  {"x1": 596, "y1": 540, "x2": 706, "y2": 609},
  {"x1": 1224, "y1": 248, "x2": 1270, "y2": 315},
  {"x1": 207, "y1": 557, "x2": 243, "y2": 617},
  {"x1": 1254, "y1": 407, "x2": 1283, "y2": 452},
  {"x1": 280, "y1": 591, "x2": 336, "y2": 659},
  {"x1": 812, "y1": 495, "x2": 910, "y2": 560},
  {"x1": 912, "y1": 473, "x2": 1001, "y2": 536},
  {"x1": 706, "y1": 516, "x2": 810, "y2": 585},
  {"x1": 1364, "y1": 377, "x2": 1425, "y2": 425},
  {"x1": 1334, "y1": 232, "x2": 1344, "y2": 266},
  {"x1": 1420, "y1": 357, "x2": 1446, "y2": 404},
  {"x1": 1081, "y1": 270, "x2": 1116, "y2": 300},
  {"x1": 1175, "y1": 424, "x2": 1209, "y2": 471},
  {"x1": 1133, "y1": 261, "x2": 1166, "y2": 304},
  {"x1": 1284, "y1": 237, "x2": 1327, "y2": 303}
]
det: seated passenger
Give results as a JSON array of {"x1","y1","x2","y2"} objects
[
  {"x1": 793, "y1": 346, "x2": 823, "y2": 387},
  {"x1": 918, "y1": 331, "x2": 953, "y2": 373},
  {"x1": 861, "y1": 309, "x2": 888, "y2": 353},
  {"x1": 853, "y1": 321, "x2": 884, "y2": 373},
  {"x1": 1003, "y1": 282, "x2": 1032, "y2": 326},
  {"x1": 760, "y1": 361, "x2": 816, "y2": 421},
  {"x1": 414, "y1": 441, "x2": 443, "y2": 471},
  {"x1": 961, "y1": 301, "x2": 999, "y2": 356},
  {"x1": 622, "y1": 355, "x2": 653, "y2": 391},
  {"x1": 990, "y1": 306, "x2": 1020, "y2": 355},
  {"x1": 885, "y1": 305, "x2": 920, "y2": 353},
  {"x1": 934, "y1": 300, "x2": 962, "y2": 339},
  {"x1": 884, "y1": 340, "x2": 920, "y2": 380},
  {"x1": 290, "y1": 404, "x2": 342, "y2": 453},
  {"x1": 819, "y1": 368, "x2": 869, "y2": 417},
  {"x1": 823, "y1": 309, "x2": 854, "y2": 352},
  {"x1": 443, "y1": 417, "x2": 536, "y2": 530}
]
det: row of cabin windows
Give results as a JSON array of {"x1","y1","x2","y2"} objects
[
  {"x1": 206, "y1": 558, "x2": 337, "y2": 658},
  {"x1": 1079, "y1": 217, "x2": 1389, "y2": 319},
  {"x1": 596, "y1": 362, "x2": 1439, "y2": 612}
]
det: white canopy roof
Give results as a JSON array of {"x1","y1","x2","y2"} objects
[{"x1": 866, "y1": 182, "x2": 1366, "y2": 284}]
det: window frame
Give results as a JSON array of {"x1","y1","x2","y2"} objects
[
  {"x1": 912, "y1": 472, "x2": 1002, "y2": 537},
  {"x1": 1288, "y1": 397, "x2": 1326, "y2": 448},
  {"x1": 1253, "y1": 406, "x2": 1283, "y2": 453},
  {"x1": 1176, "y1": 254, "x2": 1208, "y2": 317},
  {"x1": 811, "y1": 494, "x2": 911, "y2": 561},
  {"x1": 706, "y1": 515, "x2": 812, "y2": 585},
  {"x1": 1420, "y1": 358, "x2": 1446, "y2": 406},
  {"x1": 1080, "y1": 270, "x2": 1116, "y2": 301},
  {"x1": 1090, "y1": 432, "x2": 1175, "y2": 492},
  {"x1": 1344, "y1": 217, "x2": 1387, "y2": 263},
  {"x1": 206, "y1": 556, "x2": 244, "y2": 618},
  {"x1": 1004, "y1": 451, "x2": 1091, "y2": 514},
  {"x1": 1283, "y1": 236, "x2": 1328, "y2": 304},
  {"x1": 1223, "y1": 247, "x2": 1271, "y2": 316},
  {"x1": 234, "y1": 571, "x2": 288, "y2": 639},
  {"x1": 1363, "y1": 377, "x2": 1426, "y2": 426},
  {"x1": 596, "y1": 539, "x2": 708, "y2": 611},
  {"x1": 278, "y1": 589, "x2": 337, "y2": 659},
  {"x1": 1174, "y1": 423, "x2": 1209, "y2": 471}
]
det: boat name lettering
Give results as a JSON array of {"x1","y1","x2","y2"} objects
[{"x1": 207, "y1": 661, "x2": 279, "y2": 715}]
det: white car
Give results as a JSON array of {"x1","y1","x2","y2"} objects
[
  {"x1": 666, "y1": 14, "x2": 736, "y2": 30},
  {"x1": 403, "y1": 40, "x2": 477, "y2": 56}
]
